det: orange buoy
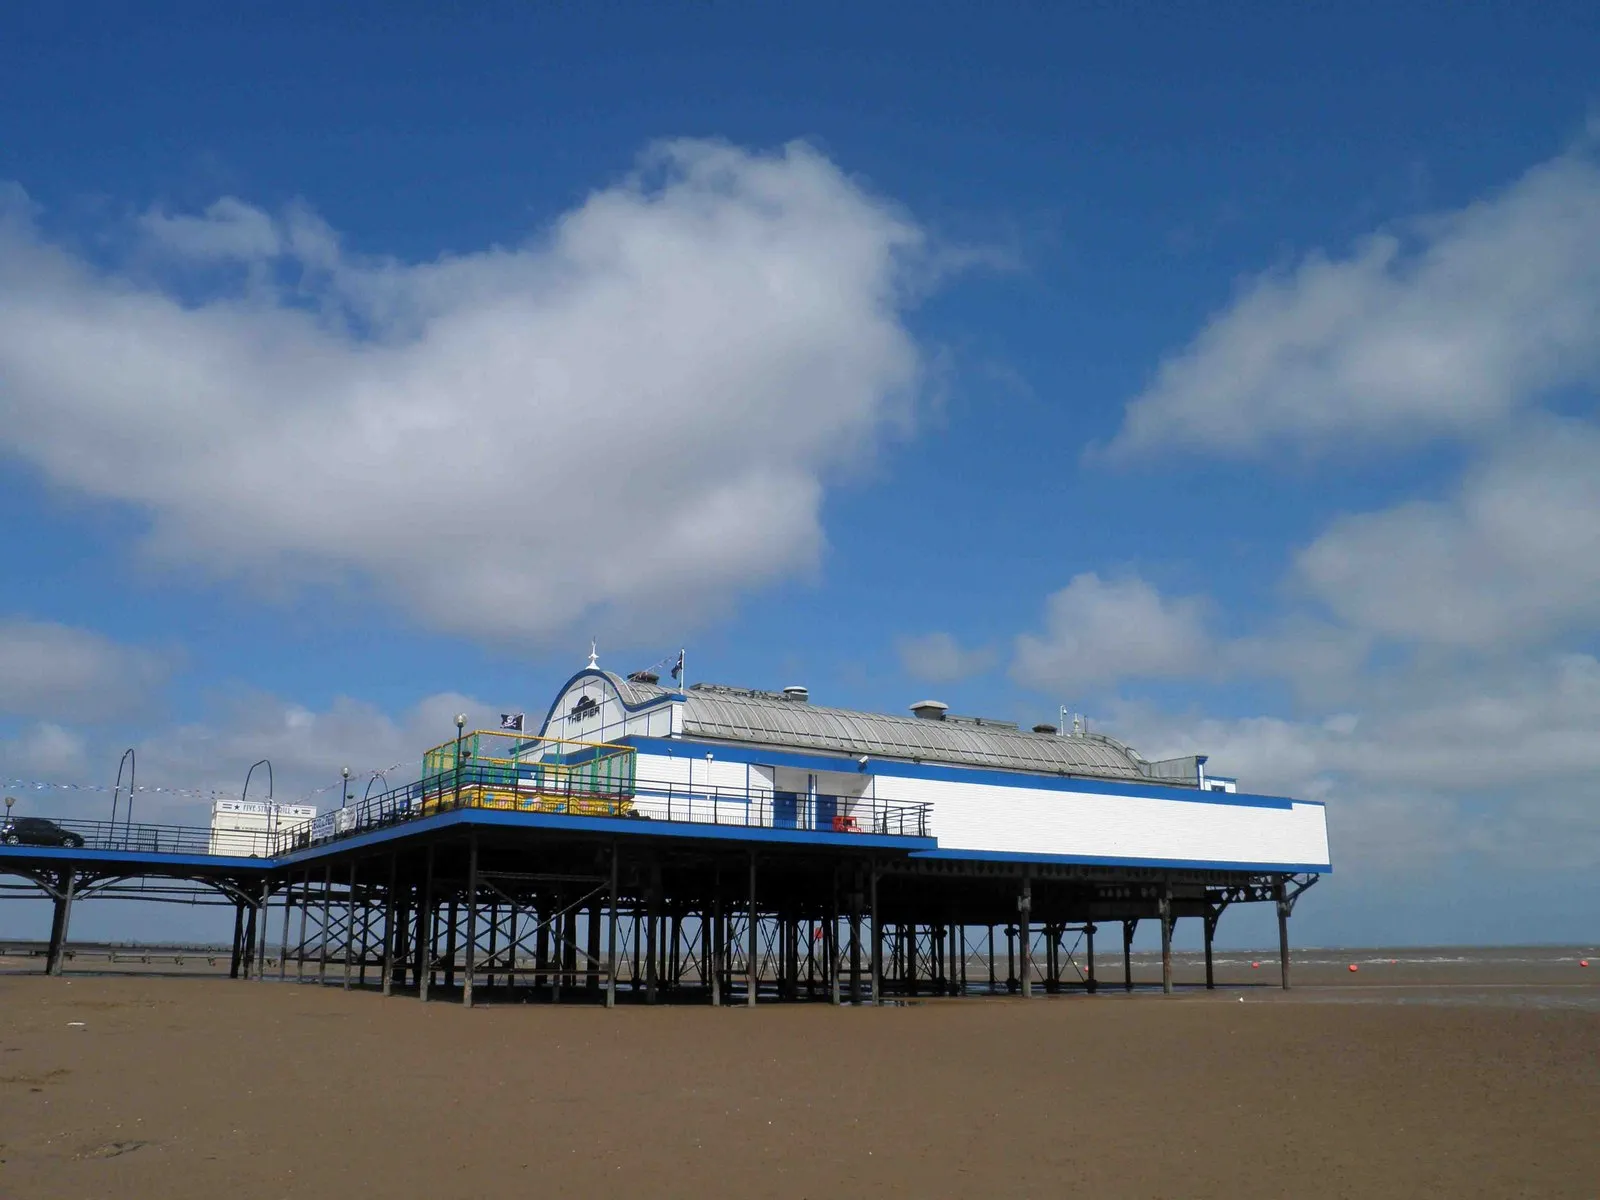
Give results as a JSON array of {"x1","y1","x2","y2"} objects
[
  {"x1": 1251, "y1": 961, "x2": 1260, "y2": 969},
  {"x1": 1347, "y1": 963, "x2": 1359, "y2": 972},
  {"x1": 1582, "y1": 960, "x2": 1591, "y2": 968}
]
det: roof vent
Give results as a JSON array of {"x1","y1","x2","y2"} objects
[
  {"x1": 909, "y1": 700, "x2": 949, "y2": 721},
  {"x1": 1032, "y1": 723, "x2": 1058, "y2": 735},
  {"x1": 782, "y1": 685, "x2": 809, "y2": 702}
]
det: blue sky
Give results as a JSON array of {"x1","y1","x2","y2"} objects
[{"x1": 2, "y1": 3, "x2": 1598, "y2": 946}]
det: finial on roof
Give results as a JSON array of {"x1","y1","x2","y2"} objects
[{"x1": 587, "y1": 638, "x2": 599, "y2": 669}]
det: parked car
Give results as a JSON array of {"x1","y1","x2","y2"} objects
[{"x1": 1, "y1": 816, "x2": 86, "y2": 849}]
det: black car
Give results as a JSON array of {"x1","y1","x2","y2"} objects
[{"x1": 1, "y1": 817, "x2": 85, "y2": 849}]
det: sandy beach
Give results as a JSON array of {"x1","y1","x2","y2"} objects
[{"x1": 2, "y1": 955, "x2": 1596, "y2": 1199}]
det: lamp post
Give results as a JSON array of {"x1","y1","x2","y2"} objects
[
  {"x1": 4, "y1": 795, "x2": 14, "y2": 831},
  {"x1": 111, "y1": 748, "x2": 135, "y2": 842},
  {"x1": 341, "y1": 766, "x2": 351, "y2": 809},
  {"x1": 244, "y1": 758, "x2": 273, "y2": 856},
  {"x1": 453, "y1": 714, "x2": 467, "y2": 808}
]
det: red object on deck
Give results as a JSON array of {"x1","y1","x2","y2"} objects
[{"x1": 830, "y1": 815, "x2": 860, "y2": 833}]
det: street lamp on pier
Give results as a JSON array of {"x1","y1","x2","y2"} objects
[
  {"x1": 244, "y1": 758, "x2": 274, "y2": 855},
  {"x1": 111, "y1": 748, "x2": 136, "y2": 845},
  {"x1": 454, "y1": 714, "x2": 467, "y2": 808}
]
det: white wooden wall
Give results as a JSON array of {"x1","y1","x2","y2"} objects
[{"x1": 871, "y1": 773, "x2": 1329, "y2": 868}]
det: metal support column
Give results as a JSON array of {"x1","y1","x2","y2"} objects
[
  {"x1": 709, "y1": 896, "x2": 722, "y2": 1006},
  {"x1": 848, "y1": 871, "x2": 862, "y2": 1006},
  {"x1": 1159, "y1": 885, "x2": 1174, "y2": 995},
  {"x1": 646, "y1": 859, "x2": 660, "y2": 1004},
  {"x1": 296, "y1": 868, "x2": 310, "y2": 982},
  {"x1": 869, "y1": 864, "x2": 881, "y2": 1005},
  {"x1": 1276, "y1": 879, "x2": 1292, "y2": 991},
  {"x1": 605, "y1": 844, "x2": 619, "y2": 1009},
  {"x1": 443, "y1": 901, "x2": 458, "y2": 990},
  {"x1": 46, "y1": 871, "x2": 76, "y2": 977},
  {"x1": 1122, "y1": 918, "x2": 1136, "y2": 991},
  {"x1": 229, "y1": 903, "x2": 245, "y2": 979},
  {"x1": 381, "y1": 853, "x2": 397, "y2": 997},
  {"x1": 278, "y1": 874, "x2": 294, "y2": 982},
  {"x1": 586, "y1": 898, "x2": 602, "y2": 996},
  {"x1": 344, "y1": 860, "x2": 357, "y2": 989},
  {"x1": 746, "y1": 851, "x2": 758, "y2": 1008},
  {"x1": 828, "y1": 869, "x2": 841, "y2": 1006},
  {"x1": 1018, "y1": 875, "x2": 1033, "y2": 999},
  {"x1": 463, "y1": 833, "x2": 479, "y2": 1008},
  {"x1": 254, "y1": 880, "x2": 270, "y2": 979},
  {"x1": 318, "y1": 862, "x2": 332, "y2": 982},
  {"x1": 1085, "y1": 922, "x2": 1098, "y2": 994},
  {"x1": 1204, "y1": 906, "x2": 1217, "y2": 990},
  {"x1": 704, "y1": 906, "x2": 717, "y2": 1004},
  {"x1": 242, "y1": 894, "x2": 258, "y2": 979},
  {"x1": 419, "y1": 845, "x2": 435, "y2": 1003}
]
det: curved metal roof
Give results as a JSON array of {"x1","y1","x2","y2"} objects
[{"x1": 603, "y1": 674, "x2": 1155, "y2": 781}]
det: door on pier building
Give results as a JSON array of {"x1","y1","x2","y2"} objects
[
  {"x1": 768, "y1": 766, "x2": 813, "y2": 830},
  {"x1": 814, "y1": 793, "x2": 838, "y2": 829},
  {"x1": 773, "y1": 790, "x2": 799, "y2": 829}
]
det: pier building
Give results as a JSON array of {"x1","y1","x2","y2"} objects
[{"x1": 0, "y1": 664, "x2": 1328, "y2": 1002}]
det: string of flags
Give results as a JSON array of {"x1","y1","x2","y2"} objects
[
  {"x1": 629, "y1": 648, "x2": 687, "y2": 685},
  {"x1": 4, "y1": 779, "x2": 232, "y2": 799},
  {"x1": 4, "y1": 757, "x2": 417, "y2": 805}
]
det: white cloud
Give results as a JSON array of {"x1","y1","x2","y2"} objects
[
  {"x1": 0, "y1": 722, "x2": 91, "y2": 780},
  {"x1": 1297, "y1": 421, "x2": 1600, "y2": 647},
  {"x1": 1109, "y1": 151, "x2": 1600, "y2": 457},
  {"x1": 0, "y1": 687, "x2": 502, "y2": 824},
  {"x1": 895, "y1": 631, "x2": 997, "y2": 683},
  {"x1": 0, "y1": 618, "x2": 172, "y2": 719},
  {"x1": 0, "y1": 140, "x2": 928, "y2": 643},
  {"x1": 1011, "y1": 573, "x2": 1211, "y2": 689},
  {"x1": 136, "y1": 196, "x2": 334, "y2": 263}
]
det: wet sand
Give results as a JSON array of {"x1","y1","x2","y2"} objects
[{"x1": 2, "y1": 962, "x2": 1597, "y2": 1198}]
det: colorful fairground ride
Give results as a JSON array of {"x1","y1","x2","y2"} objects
[{"x1": 417, "y1": 730, "x2": 638, "y2": 819}]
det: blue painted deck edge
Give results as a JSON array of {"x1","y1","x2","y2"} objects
[
  {"x1": 270, "y1": 806, "x2": 937, "y2": 867},
  {"x1": 0, "y1": 846, "x2": 266, "y2": 871}
]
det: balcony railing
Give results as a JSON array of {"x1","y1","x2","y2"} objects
[
  {"x1": 268, "y1": 764, "x2": 932, "y2": 856},
  {"x1": 1, "y1": 773, "x2": 933, "y2": 863},
  {"x1": 1, "y1": 819, "x2": 274, "y2": 858}
]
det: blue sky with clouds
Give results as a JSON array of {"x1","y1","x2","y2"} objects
[{"x1": 2, "y1": 3, "x2": 1598, "y2": 946}]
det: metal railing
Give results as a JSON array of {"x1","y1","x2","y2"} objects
[
  {"x1": 267, "y1": 765, "x2": 933, "y2": 856},
  {"x1": 0, "y1": 776, "x2": 933, "y2": 862},
  {"x1": 1, "y1": 819, "x2": 272, "y2": 858}
]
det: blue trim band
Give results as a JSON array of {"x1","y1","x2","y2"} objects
[
  {"x1": 0, "y1": 846, "x2": 267, "y2": 871},
  {"x1": 271, "y1": 806, "x2": 935, "y2": 866}
]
